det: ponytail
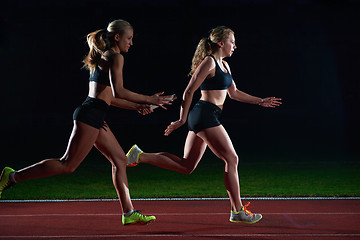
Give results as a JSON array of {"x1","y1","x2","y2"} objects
[
  {"x1": 82, "y1": 29, "x2": 107, "y2": 75},
  {"x1": 189, "y1": 38, "x2": 217, "y2": 76}
]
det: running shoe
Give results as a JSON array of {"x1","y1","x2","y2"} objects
[
  {"x1": 126, "y1": 144, "x2": 143, "y2": 167},
  {"x1": 229, "y1": 202, "x2": 262, "y2": 224},
  {"x1": 122, "y1": 210, "x2": 156, "y2": 225},
  {"x1": 0, "y1": 167, "x2": 15, "y2": 199}
]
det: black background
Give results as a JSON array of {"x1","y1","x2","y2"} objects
[{"x1": 1, "y1": 0, "x2": 359, "y2": 166}]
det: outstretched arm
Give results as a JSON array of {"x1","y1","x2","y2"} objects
[
  {"x1": 110, "y1": 53, "x2": 174, "y2": 109},
  {"x1": 111, "y1": 98, "x2": 153, "y2": 115},
  {"x1": 227, "y1": 81, "x2": 282, "y2": 108},
  {"x1": 223, "y1": 61, "x2": 281, "y2": 108}
]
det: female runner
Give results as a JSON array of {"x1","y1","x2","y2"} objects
[
  {"x1": 0, "y1": 19, "x2": 174, "y2": 225},
  {"x1": 126, "y1": 26, "x2": 281, "y2": 224}
]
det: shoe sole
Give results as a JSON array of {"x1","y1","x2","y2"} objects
[
  {"x1": 127, "y1": 162, "x2": 138, "y2": 167},
  {"x1": 229, "y1": 215, "x2": 263, "y2": 224},
  {"x1": 123, "y1": 219, "x2": 156, "y2": 226}
]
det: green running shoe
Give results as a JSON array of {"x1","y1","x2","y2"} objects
[
  {"x1": 122, "y1": 210, "x2": 156, "y2": 225},
  {"x1": 0, "y1": 167, "x2": 15, "y2": 199},
  {"x1": 229, "y1": 202, "x2": 262, "y2": 224},
  {"x1": 126, "y1": 144, "x2": 143, "y2": 167}
]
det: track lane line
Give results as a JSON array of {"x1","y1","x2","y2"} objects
[{"x1": 1, "y1": 212, "x2": 359, "y2": 217}]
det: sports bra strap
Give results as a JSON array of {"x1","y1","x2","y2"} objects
[{"x1": 209, "y1": 55, "x2": 228, "y2": 73}]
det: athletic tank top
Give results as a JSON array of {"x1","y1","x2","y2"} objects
[
  {"x1": 89, "y1": 67, "x2": 111, "y2": 86},
  {"x1": 200, "y1": 55, "x2": 233, "y2": 90}
]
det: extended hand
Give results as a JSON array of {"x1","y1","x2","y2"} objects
[
  {"x1": 259, "y1": 97, "x2": 282, "y2": 108},
  {"x1": 136, "y1": 104, "x2": 153, "y2": 115},
  {"x1": 164, "y1": 120, "x2": 184, "y2": 136},
  {"x1": 149, "y1": 92, "x2": 176, "y2": 110}
]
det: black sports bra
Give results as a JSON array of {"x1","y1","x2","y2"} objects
[
  {"x1": 200, "y1": 55, "x2": 233, "y2": 90},
  {"x1": 89, "y1": 67, "x2": 111, "y2": 86}
]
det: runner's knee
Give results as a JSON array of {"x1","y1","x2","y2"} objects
[
  {"x1": 181, "y1": 166, "x2": 196, "y2": 175},
  {"x1": 223, "y1": 154, "x2": 239, "y2": 172},
  {"x1": 58, "y1": 158, "x2": 78, "y2": 174},
  {"x1": 111, "y1": 160, "x2": 127, "y2": 171}
]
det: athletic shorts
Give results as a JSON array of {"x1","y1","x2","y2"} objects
[
  {"x1": 187, "y1": 100, "x2": 222, "y2": 134},
  {"x1": 73, "y1": 97, "x2": 110, "y2": 129}
]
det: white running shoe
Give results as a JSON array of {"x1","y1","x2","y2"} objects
[
  {"x1": 126, "y1": 144, "x2": 143, "y2": 167},
  {"x1": 229, "y1": 202, "x2": 262, "y2": 224}
]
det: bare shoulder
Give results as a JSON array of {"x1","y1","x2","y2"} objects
[
  {"x1": 98, "y1": 51, "x2": 123, "y2": 70},
  {"x1": 197, "y1": 55, "x2": 216, "y2": 74},
  {"x1": 202, "y1": 55, "x2": 216, "y2": 67},
  {"x1": 107, "y1": 52, "x2": 124, "y2": 71},
  {"x1": 103, "y1": 51, "x2": 123, "y2": 62},
  {"x1": 193, "y1": 56, "x2": 216, "y2": 79}
]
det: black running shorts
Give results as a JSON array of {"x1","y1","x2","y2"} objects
[
  {"x1": 187, "y1": 100, "x2": 222, "y2": 134},
  {"x1": 73, "y1": 97, "x2": 109, "y2": 129}
]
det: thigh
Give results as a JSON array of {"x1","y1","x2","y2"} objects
[
  {"x1": 182, "y1": 131, "x2": 207, "y2": 170},
  {"x1": 94, "y1": 122, "x2": 127, "y2": 166},
  {"x1": 61, "y1": 121, "x2": 100, "y2": 170},
  {"x1": 197, "y1": 125, "x2": 238, "y2": 163}
]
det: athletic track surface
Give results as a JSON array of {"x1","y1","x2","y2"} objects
[{"x1": 0, "y1": 199, "x2": 359, "y2": 240}]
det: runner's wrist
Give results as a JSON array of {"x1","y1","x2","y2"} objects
[{"x1": 257, "y1": 98, "x2": 264, "y2": 105}]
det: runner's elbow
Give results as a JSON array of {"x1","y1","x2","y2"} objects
[{"x1": 183, "y1": 89, "x2": 194, "y2": 99}]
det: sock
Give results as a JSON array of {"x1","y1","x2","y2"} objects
[
  {"x1": 9, "y1": 172, "x2": 16, "y2": 183},
  {"x1": 123, "y1": 209, "x2": 135, "y2": 217}
]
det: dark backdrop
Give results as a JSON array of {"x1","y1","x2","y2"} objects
[{"x1": 1, "y1": 0, "x2": 359, "y2": 166}]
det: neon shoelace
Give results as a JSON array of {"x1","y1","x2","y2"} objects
[
  {"x1": 133, "y1": 210, "x2": 145, "y2": 217},
  {"x1": 242, "y1": 202, "x2": 254, "y2": 216},
  {"x1": 1, "y1": 180, "x2": 10, "y2": 191}
]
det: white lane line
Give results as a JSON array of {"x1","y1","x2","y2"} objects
[{"x1": 1, "y1": 212, "x2": 359, "y2": 217}]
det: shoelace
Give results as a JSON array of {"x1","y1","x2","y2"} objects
[
  {"x1": 242, "y1": 202, "x2": 254, "y2": 216},
  {"x1": 133, "y1": 210, "x2": 145, "y2": 217},
  {"x1": 1, "y1": 180, "x2": 11, "y2": 191}
]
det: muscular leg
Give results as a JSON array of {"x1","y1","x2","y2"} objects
[
  {"x1": 197, "y1": 125, "x2": 243, "y2": 212},
  {"x1": 138, "y1": 131, "x2": 207, "y2": 174},
  {"x1": 14, "y1": 121, "x2": 99, "y2": 183},
  {"x1": 94, "y1": 123, "x2": 134, "y2": 213}
]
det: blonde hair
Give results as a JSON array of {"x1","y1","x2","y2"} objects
[
  {"x1": 189, "y1": 26, "x2": 234, "y2": 76},
  {"x1": 82, "y1": 19, "x2": 133, "y2": 74}
]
